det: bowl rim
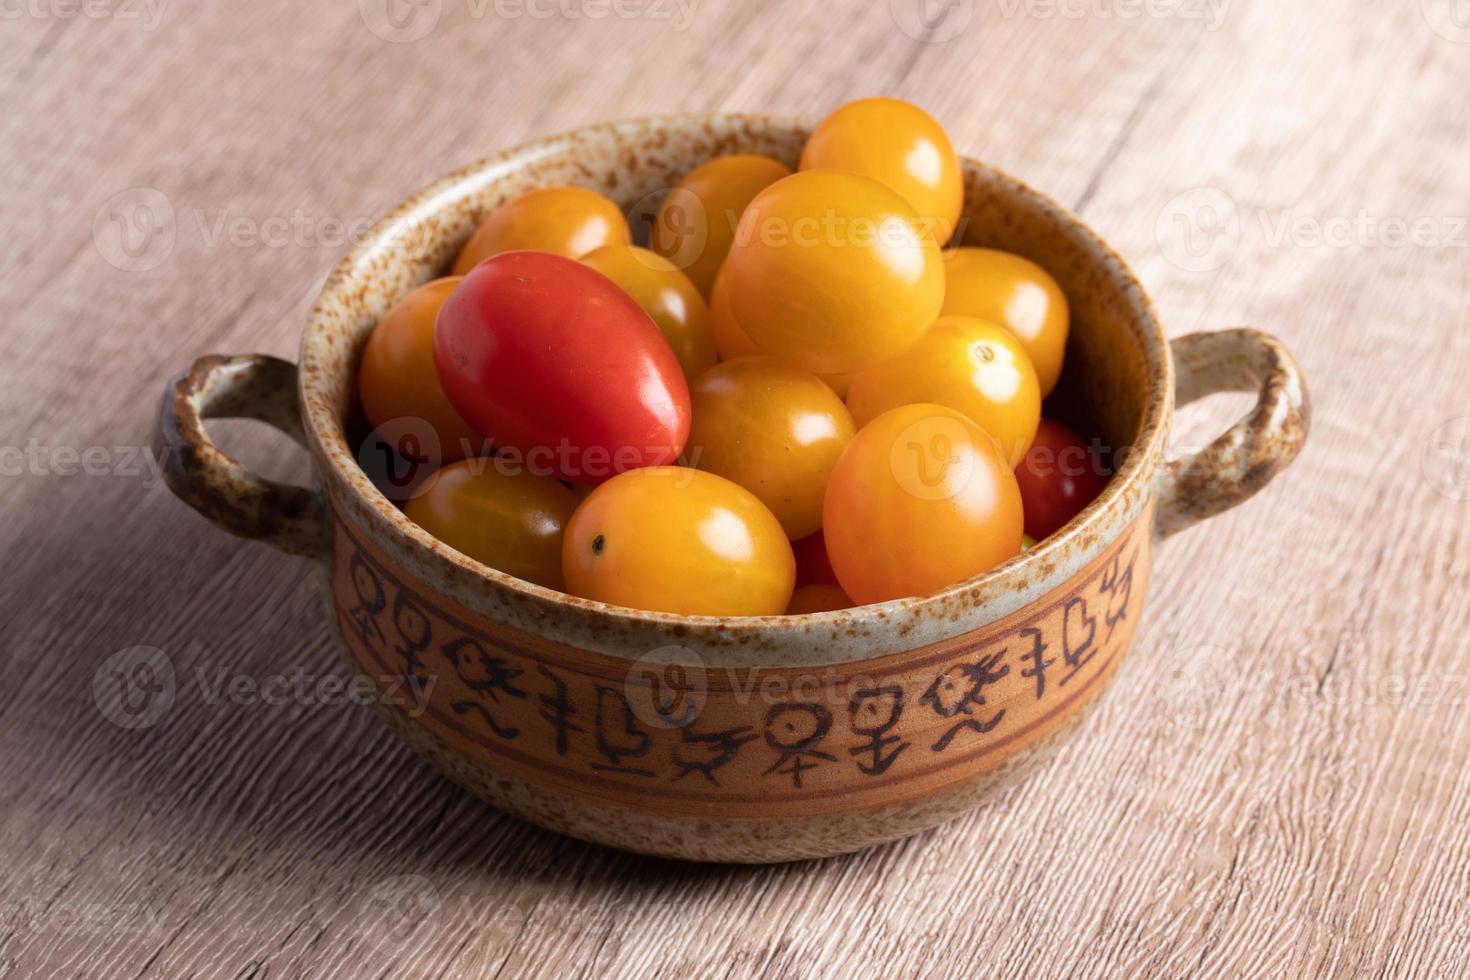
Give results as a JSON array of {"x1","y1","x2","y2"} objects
[{"x1": 299, "y1": 112, "x2": 1171, "y2": 635}]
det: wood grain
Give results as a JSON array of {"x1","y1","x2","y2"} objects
[{"x1": 3, "y1": 0, "x2": 1469, "y2": 976}]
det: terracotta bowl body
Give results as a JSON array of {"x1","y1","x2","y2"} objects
[{"x1": 156, "y1": 114, "x2": 1308, "y2": 863}]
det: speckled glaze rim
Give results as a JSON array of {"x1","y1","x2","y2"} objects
[{"x1": 293, "y1": 113, "x2": 1172, "y2": 667}]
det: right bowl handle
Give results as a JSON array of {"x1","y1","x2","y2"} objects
[{"x1": 1155, "y1": 328, "x2": 1310, "y2": 539}]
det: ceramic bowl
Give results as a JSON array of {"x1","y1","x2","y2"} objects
[{"x1": 155, "y1": 114, "x2": 1308, "y2": 863}]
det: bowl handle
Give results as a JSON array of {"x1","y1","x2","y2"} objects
[
  {"x1": 1155, "y1": 328, "x2": 1310, "y2": 538},
  {"x1": 154, "y1": 353, "x2": 327, "y2": 557}
]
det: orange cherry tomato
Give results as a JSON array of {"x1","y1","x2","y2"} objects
[
  {"x1": 358, "y1": 277, "x2": 483, "y2": 465},
  {"x1": 846, "y1": 315, "x2": 1041, "y2": 467},
  {"x1": 651, "y1": 154, "x2": 792, "y2": 299},
  {"x1": 404, "y1": 459, "x2": 577, "y2": 590},
  {"x1": 724, "y1": 170, "x2": 944, "y2": 375},
  {"x1": 580, "y1": 243, "x2": 717, "y2": 382},
  {"x1": 823, "y1": 404, "x2": 1023, "y2": 604},
  {"x1": 942, "y1": 247, "x2": 1070, "y2": 396},
  {"x1": 453, "y1": 186, "x2": 629, "y2": 274},
  {"x1": 786, "y1": 583, "x2": 852, "y2": 614},
  {"x1": 800, "y1": 97, "x2": 964, "y2": 244},
  {"x1": 562, "y1": 466, "x2": 794, "y2": 616},
  {"x1": 686, "y1": 357, "x2": 855, "y2": 540}
]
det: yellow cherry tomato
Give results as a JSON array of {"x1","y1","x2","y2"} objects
[
  {"x1": 800, "y1": 97, "x2": 964, "y2": 244},
  {"x1": 359, "y1": 277, "x2": 483, "y2": 464},
  {"x1": 708, "y1": 266, "x2": 853, "y2": 398},
  {"x1": 563, "y1": 466, "x2": 795, "y2": 616},
  {"x1": 405, "y1": 460, "x2": 578, "y2": 590},
  {"x1": 725, "y1": 170, "x2": 945, "y2": 375},
  {"x1": 786, "y1": 584, "x2": 852, "y2": 614},
  {"x1": 453, "y1": 186, "x2": 629, "y2": 274},
  {"x1": 823, "y1": 404, "x2": 1023, "y2": 604},
  {"x1": 580, "y1": 243, "x2": 717, "y2": 382},
  {"x1": 687, "y1": 357, "x2": 855, "y2": 540},
  {"x1": 707, "y1": 265, "x2": 765, "y2": 360},
  {"x1": 846, "y1": 315, "x2": 1041, "y2": 468},
  {"x1": 651, "y1": 154, "x2": 792, "y2": 299},
  {"x1": 821, "y1": 371, "x2": 853, "y2": 399},
  {"x1": 942, "y1": 247, "x2": 1070, "y2": 396}
]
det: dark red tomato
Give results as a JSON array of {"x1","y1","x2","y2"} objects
[
  {"x1": 1014, "y1": 418, "x2": 1110, "y2": 540},
  {"x1": 434, "y1": 251, "x2": 691, "y2": 484},
  {"x1": 791, "y1": 531, "x2": 838, "y2": 588}
]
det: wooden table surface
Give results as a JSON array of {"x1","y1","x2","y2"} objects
[{"x1": 4, "y1": 1, "x2": 1469, "y2": 976}]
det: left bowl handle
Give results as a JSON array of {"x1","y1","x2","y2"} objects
[{"x1": 154, "y1": 354, "x2": 327, "y2": 557}]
